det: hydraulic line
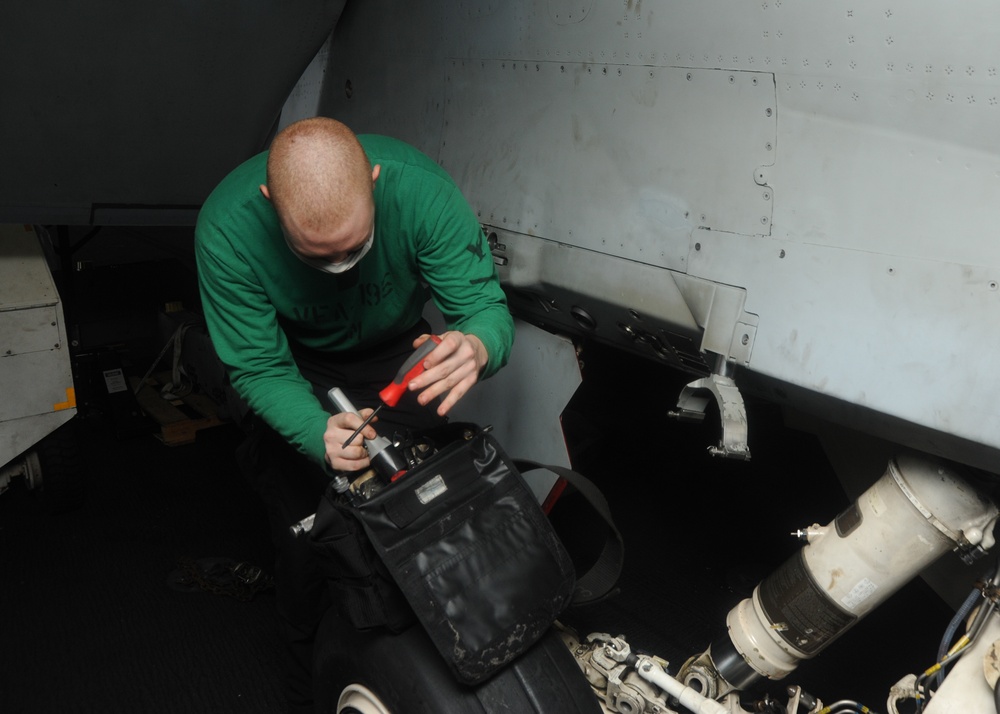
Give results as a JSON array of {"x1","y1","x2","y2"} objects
[
  {"x1": 933, "y1": 583, "x2": 985, "y2": 686},
  {"x1": 915, "y1": 609, "x2": 1000, "y2": 713},
  {"x1": 917, "y1": 607, "x2": 1000, "y2": 711},
  {"x1": 917, "y1": 564, "x2": 1000, "y2": 708},
  {"x1": 633, "y1": 656, "x2": 729, "y2": 714}
]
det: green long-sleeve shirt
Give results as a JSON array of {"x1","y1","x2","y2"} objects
[{"x1": 195, "y1": 134, "x2": 514, "y2": 465}]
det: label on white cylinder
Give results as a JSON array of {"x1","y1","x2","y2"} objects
[
  {"x1": 758, "y1": 551, "x2": 857, "y2": 656},
  {"x1": 840, "y1": 577, "x2": 878, "y2": 610}
]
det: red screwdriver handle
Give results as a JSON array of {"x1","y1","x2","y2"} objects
[{"x1": 378, "y1": 335, "x2": 443, "y2": 407}]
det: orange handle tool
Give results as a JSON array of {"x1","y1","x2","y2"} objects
[
  {"x1": 378, "y1": 335, "x2": 443, "y2": 407},
  {"x1": 341, "y1": 335, "x2": 443, "y2": 449}
]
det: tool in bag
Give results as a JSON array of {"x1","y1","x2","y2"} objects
[
  {"x1": 327, "y1": 387, "x2": 409, "y2": 485},
  {"x1": 308, "y1": 419, "x2": 623, "y2": 685}
]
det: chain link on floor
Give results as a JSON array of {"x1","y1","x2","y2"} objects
[{"x1": 171, "y1": 557, "x2": 274, "y2": 601}]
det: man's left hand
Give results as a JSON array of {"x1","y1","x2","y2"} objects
[{"x1": 406, "y1": 331, "x2": 487, "y2": 416}]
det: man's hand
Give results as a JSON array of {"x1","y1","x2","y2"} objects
[
  {"x1": 406, "y1": 331, "x2": 487, "y2": 416},
  {"x1": 323, "y1": 409, "x2": 379, "y2": 471}
]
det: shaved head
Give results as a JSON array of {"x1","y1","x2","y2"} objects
[{"x1": 266, "y1": 117, "x2": 374, "y2": 233}]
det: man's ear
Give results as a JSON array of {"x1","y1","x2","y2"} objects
[
  {"x1": 259, "y1": 184, "x2": 272, "y2": 201},
  {"x1": 371, "y1": 165, "x2": 381, "y2": 185}
]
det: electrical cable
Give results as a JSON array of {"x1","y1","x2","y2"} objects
[
  {"x1": 915, "y1": 643, "x2": 972, "y2": 713},
  {"x1": 933, "y1": 583, "x2": 986, "y2": 689},
  {"x1": 916, "y1": 561, "x2": 1000, "y2": 711},
  {"x1": 915, "y1": 615, "x2": 995, "y2": 713}
]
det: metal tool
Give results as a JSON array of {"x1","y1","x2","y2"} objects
[
  {"x1": 341, "y1": 335, "x2": 443, "y2": 448},
  {"x1": 289, "y1": 513, "x2": 315, "y2": 537},
  {"x1": 342, "y1": 409, "x2": 382, "y2": 451},
  {"x1": 327, "y1": 387, "x2": 408, "y2": 483},
  {"x1": 289, "y1": 387, "x2": 418, "y2": 537}
]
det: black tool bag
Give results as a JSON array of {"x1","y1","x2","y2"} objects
[
  {"x1": 309, "y1": 427, "x2": 622, "y2": 685},
  {"x1": 308, "y1": 489, "x2": 417, "y2": 633}
]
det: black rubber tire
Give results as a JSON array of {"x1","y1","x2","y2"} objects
[
  {"x1": 35, "y1": 417, "x2": 87, "y2": 513},
  {"x1": 314, "y1": 613, "x2": 601, "y2": 714}
]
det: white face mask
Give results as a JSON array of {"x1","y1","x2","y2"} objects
[{"x1": 287, "y1": 222, "x2": 375, "y2": 274}]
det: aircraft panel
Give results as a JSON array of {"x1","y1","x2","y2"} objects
[
  {"x1": 439, "y1": 61, "x2": 775, "y2": 271},
  {"x1": 314, "y1": 0, "x2": 1000, "y2": 471},
  {"x1": 688, "y1": 230, "x2": 1000, "y2": 454},
  {"x1": 773, "y1": 108, "x2": 1000, "y2": 265}
]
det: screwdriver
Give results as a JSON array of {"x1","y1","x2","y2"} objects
[{"x1": 341, "y1": 335, "x2": 443, "y2": 448}]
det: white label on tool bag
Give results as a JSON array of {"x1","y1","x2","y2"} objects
[
  {"x1": 103, "y1": 368, "x2": 128, "y2": 394},
  {"x1": 841, "y1": 577, "x2": 878, "y2": 610},
  {"x1": 416, "y1": 475, "x2": 448, "y2": 504}
]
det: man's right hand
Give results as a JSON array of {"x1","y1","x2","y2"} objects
[{"x1": 323, "y1": 409, "x2": 378, "y2": 472}]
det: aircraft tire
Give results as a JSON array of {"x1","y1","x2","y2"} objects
[{"x1": 314, "y1": 611, "x2": 601, "y2": 714}]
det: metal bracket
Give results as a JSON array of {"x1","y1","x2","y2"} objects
[
  {"x1": 670, "y1": 370, "x2": 751, "y2": 460},
  {"x1": 485, "y1": 227, "x2": 508, "y2": 266}
]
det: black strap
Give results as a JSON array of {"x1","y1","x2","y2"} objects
[{"x1": 514, "y1": 460, "x2": 624, "y2": 607}]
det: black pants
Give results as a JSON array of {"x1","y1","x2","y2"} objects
[{"x1": 236, "y1": 321, "x2": 444, "y2": 713}]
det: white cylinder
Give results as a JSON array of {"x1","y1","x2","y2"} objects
[{"x1": 713, "y1": 453, "x2": 998, "y2": 685}]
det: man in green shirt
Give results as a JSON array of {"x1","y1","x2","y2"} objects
[{"x1": 195, "y1": 117, "x2": 514, "y2": 711}]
